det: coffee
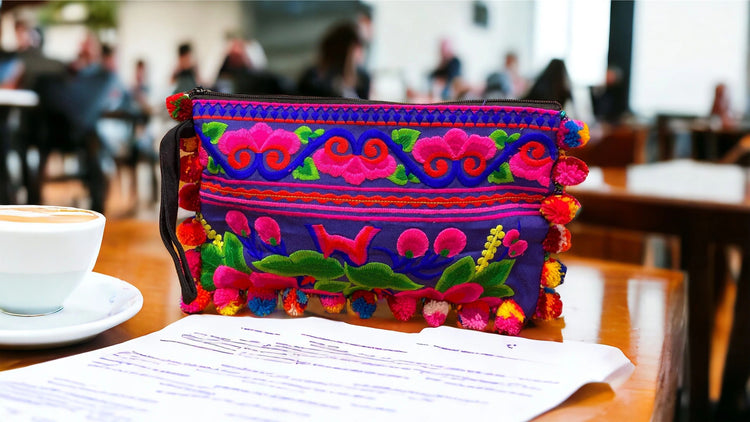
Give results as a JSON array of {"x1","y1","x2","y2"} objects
[{"x1": 0, "y1": 206, "x2": 99, "y2": 224}]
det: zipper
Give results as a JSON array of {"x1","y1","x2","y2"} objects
[{"x1": 187, "y1": 87, "x2": 562, "y2": 111}]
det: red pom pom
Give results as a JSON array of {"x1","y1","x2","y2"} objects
[
  {"x1": 540, "y1": 195, "x2": 580, "y2": 225},
  {"x1": 180, "y1": 154, "x2": 202, "y2": 183},
  {"x1": 533, "y1": 288, "x2": 563, "y2": 320},
  {"x1": 179, "y1": 183, "x2": 201, "y2": 212},
  {"x1": 166, "y1": 93, "x2": 192, "y2": 122},
  {"x1": 180, "y1": 281, "x2": 212, "y2": 314},
  {"x1": 176, "y1": 218, "x2": 206, "y2": 247},
  {"x1": 543, "y1": 224, "x2": 571, "y2": 253}
]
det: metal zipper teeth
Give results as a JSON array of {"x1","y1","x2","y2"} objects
[{"x1": 187, "y1": 87, "x2": 563, "y2": 112}]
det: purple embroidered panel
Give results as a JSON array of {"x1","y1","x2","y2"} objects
[{"x1": 169, "y1": 96, "x2": 588, "y2": 334}]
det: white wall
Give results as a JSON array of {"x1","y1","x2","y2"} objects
[
  {"x1": 368, "y1": 0, "x2": 535, "y2": 100},
  {"x1": 116, "y1": 1, "x2": 244, "y2": 106},
  {"x1": 631, "y1": 0, "x2": 748, "y2": 117}
]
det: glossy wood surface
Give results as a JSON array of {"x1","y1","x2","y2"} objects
[
  {"x1": 572, "y1": 166, "x2": 750, "y2": 420},
  {"x1": 0, "y1": 219, "x2": 686, "y2": 421}
]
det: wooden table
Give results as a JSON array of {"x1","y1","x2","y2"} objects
[
  {"x1": 0, "y1": 219, "x2": 686, "y2": 421},
  {"x1": 572, "y1": 164, "x2": 750, "y2": 421}
]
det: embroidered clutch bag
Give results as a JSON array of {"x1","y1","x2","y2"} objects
[{"x1": 159, "y1": 89, "x2": 589, "y2": 335}]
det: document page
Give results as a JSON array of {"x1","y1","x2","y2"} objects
[{"x1": 0, "y1": 315, "x2": 633, "y2": 421}]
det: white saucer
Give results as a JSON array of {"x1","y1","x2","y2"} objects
[{"x1": 0, "y1": 272, "x2": 143, "y2": 349}]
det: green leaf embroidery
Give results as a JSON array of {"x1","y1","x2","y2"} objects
[
  {"x1": 387, "y1": 164, "x2": 408, "y2": 186},
  {"x1": 407, "y1": 173, "x2": 421, "y2": 183},
  {"x1": 313, "y1": 280, "x2": 350, "y2": 293},
  {"x1": 435, "y1": 256, "x2": 476, "y2": 292},
  {"x1": 253, "y1": 250, "x2": 344, "y2": 279},
  {"x1": 471, "y1": 260, "x2": 515, "y2": 289},
  {"x1": 292, "y1": 157, "x2": 320, "y2": 181},
  {"x1": 344, "y1": 262, "x2": 423, "y2": 291},
  {"x1": 294, "y1": 126, "x2": 313, "y2": 144},
  {"x1": 295, "y1": 126, "x2": 324, "y2": 144},
  {"x1": 489, "y1": 129, "x2": 520, "y2": 150},
  {"x1": 391, "y1": 128, "x2": 420, "y2": 153},
  {"x1": 488, "y1": 162, "x2": 514, "y2": 184},
  {"x1": 482, "y1": 285, "x2": 515, "y2": 298},
  {"x1": 223, "y1": 232, "x2": 251, "y2": 274},
  {"x1": 202, "y1": 122, "x2": 228, "y2": 145},
  {"x1": 207, "y1": 157, "x2": 221, "y2": 175},
  {"x1": 200, "y1": 243, "x2": 223, "y2": 291}
]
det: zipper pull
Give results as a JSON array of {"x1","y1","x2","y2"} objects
[{"x1": 187, "y1": 86, "x2": 211, "y2": 99}]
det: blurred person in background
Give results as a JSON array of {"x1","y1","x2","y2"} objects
[
  {"x1": 429, "y1": 38, "x2": 461, "y2": 101},
  {"x1": 524, "y1": 58, "x2": 573, "y2": 109},
  {"x1": 590, "y1": 64, "x2": 630, "y2": 124},
  {"x1": 710, "y1": 82, "x2": 736, "y2": 130},
  {"x1": 215, "y1": 35, "x2": 253, "y2": 93},
  {"x1": 484, "y1": 52, "x2": 527, "y2": 100},
  {"x1": 297, "y1": 21, "x2": 370, "y2": 99},
  {"x1": 171, "y1": 42, "x2": 200, "y2": 94},
  {"x1": 215, "y1": 36, "x2": 289, "y2": 96}
]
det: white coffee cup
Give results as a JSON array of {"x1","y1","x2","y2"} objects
[{"x1": 0, "y1": 205, "x2": 105, "y2": 316}]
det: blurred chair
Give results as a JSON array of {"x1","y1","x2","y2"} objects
[
  {"x1": 20, "y1": 70, "x2": 116, "y2": 213},
  {"x1": 655, "y1": 113, "x2": 699, "y2": 160},
  {"x1": 570, "y1": 124, "x2": 648, "y2": 167}
]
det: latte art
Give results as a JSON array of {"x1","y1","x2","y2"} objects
[{"x1": 0, "y1": 206, "x2": 99, "y2": 223}]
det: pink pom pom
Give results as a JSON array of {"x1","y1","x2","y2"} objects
[
  {"x1": 456, "y1": 301, "x2": 490, "y2": 331},
  {"x1": 494, "y1": 299, "x2": 525, "y2": 336},
  {"x1": 387, "y1": 295, "x2": 418, "y2": 321},
  {"x1": 319, "y1": 294, "x2": 346, "y2": 313},
  {"x1": 423, "y1": 299, "x2": 450, "y2": 327}
]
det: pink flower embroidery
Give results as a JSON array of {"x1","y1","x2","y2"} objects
[
  {"x1": 509, "y1": 141, "x2": 553, "y2": 186},
  {"x1": 226, "y1": 210, "x2": 250, "y2": 236},
  {"x1": 503, "y1": 229, "x2": 528, "y2": 257},
  {"x1": 397, "y1": 229, "x2": 429, "y2": 258},
  {"x1": 433, "y1": 228, "x2": 467, "y2": 257},
  {"x1": 255, "y1": 217, "x2": 281, "y2": 245},
  {"x1": 412, "y1": 128, "x2": 496, "y2": 177},
  {"x1": 218, "y1": 122, "x2": 300, "y2": 170},
  {"x1": 313, "y1": 136, "x2": 397, "y2": 185}
]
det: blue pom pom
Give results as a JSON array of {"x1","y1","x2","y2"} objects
[{"x1": 351, "y1": 296, "x2": 377, "y2": 319}]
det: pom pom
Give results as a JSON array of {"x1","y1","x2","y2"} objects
[
  {"x1": 456, "y1": 301, "x2": 490, "y2": 331},
  {"x1": 166, "y1": 92, "x2": 192, "y2": 122},
  {"x1": 247, "y1": 287, "x2": 278, "y2": 316},
  {"x1": 540, "y1": 195, "x2": 580, "y2": 225},
  {"x1": 178, "y1": 183, "x2": 201, "y2": 212},
  {"x1": 180, "y1": 279, "x2": 212, "y2": 314},
  {"x1": 494, "y1": 299, "x2": 525, "y2": 336},
  {"x1": 386, "y1": 295, "x2": 418, "y2": 321},
  {"x1": 557, "y1": 119, "x2": 589, "y2": 150},
  {"x1": 348, "y1": 290, "x2": 377, "y2": 319},
  {"x1": 423, "y1": 299, "x2": 450, "y2": 327},
  {"x1": 180, "y1": 136, "x2": 199, "y2": 153},
  {"x1": 184, "y1": 248, "x2": 201, "y2": 279},
  {"x1": 543, "y1": 224, "x2": 571, "y2": 253},
  {"x1": 176, "y1": 218, "x2": 206, "y2": 247},
  {"x1": 533, "y1": 288, "x2": 563, "y2": 320},
  {"x1": 213, "y1": 288, "x2": 244, "y2": 316},
  {"x1": 319, "y1": 294, "x2": 346, "y2": 313},
  {"x1": 552, "y1": 156, "x2": 589, "y2": 186},
  {"x1": 180, "y1": 154, "x2": 202, "y2": 184},
  {"x1": 541, "y1": 257, "x2": 567, "y2": 288},
  {"x1": 281, "y1": 288, "x2": 308, "y2": 317}
]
